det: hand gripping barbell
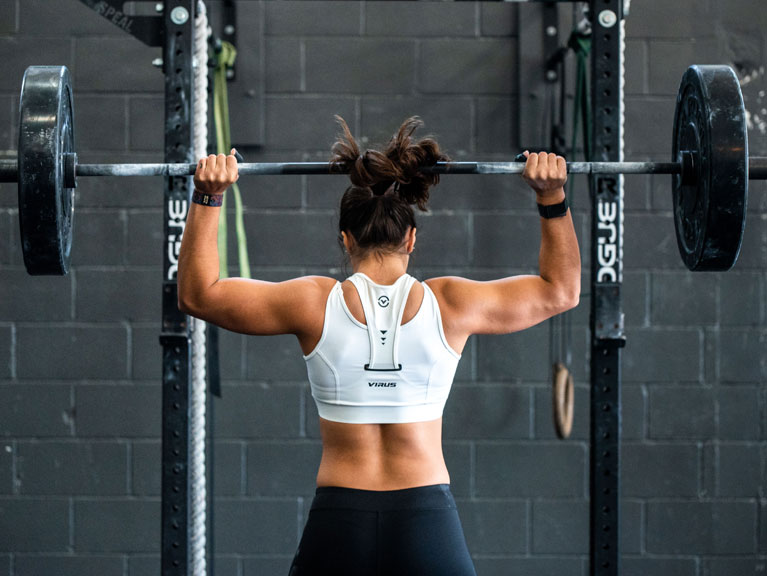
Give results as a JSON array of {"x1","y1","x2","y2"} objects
[{"x1": 1, "y1": 65, "x2": 766, "y2": 275}]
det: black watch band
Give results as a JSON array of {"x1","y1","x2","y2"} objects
[{"x1": 537, "y1": 197, "x2": 569, "y2": 219}]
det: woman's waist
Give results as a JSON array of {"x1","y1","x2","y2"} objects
[{"x1": 316, "y1": 420, "x2": 449, "y2": 490}]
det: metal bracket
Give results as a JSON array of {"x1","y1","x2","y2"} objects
[{"x1": 76, "y1": 0, "x2": 163, "y2": 46}]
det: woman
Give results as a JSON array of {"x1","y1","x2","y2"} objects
[{"x1": 178, "y1": 117, "x2": 580, "y2": 576}]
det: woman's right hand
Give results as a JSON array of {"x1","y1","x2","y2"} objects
[
  {"x1": 193, "y1": 149, "x2": 240, "y2": 196},
  {"x1": 521, "y1": 151, "x2": 567, "y2": 200}
]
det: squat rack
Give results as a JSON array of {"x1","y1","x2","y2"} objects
[{"x1": 75, "y1": 2, "x2": 626, "y2": 575}]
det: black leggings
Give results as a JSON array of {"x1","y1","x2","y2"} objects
[{"x1": 288, "y1": 484, "x2": 477, "y2": 576}]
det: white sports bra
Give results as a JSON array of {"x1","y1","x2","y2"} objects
[{"x1": 303, "y1": 273, "x2": 461, "y2": 424}]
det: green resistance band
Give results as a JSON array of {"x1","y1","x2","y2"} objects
[{"x1": 214, "y1": 40, "x2": 251, "y2": 279}]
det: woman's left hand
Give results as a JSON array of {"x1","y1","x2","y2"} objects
[{"x1": 193, "y1": 149, "x2": 240, "y2": 196}]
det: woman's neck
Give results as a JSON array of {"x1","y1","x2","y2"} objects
[{"x1": 351, "y1": 253, "x2": 410, "y2": 285}]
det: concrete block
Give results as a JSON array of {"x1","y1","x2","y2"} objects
[
  {"x1": 720, "y1": 272, "x2": 762, "y2": 326},
  {"x1": 649, "y1": 40, "x2": 722, "y2": 96},
  {"x1": 305, "y1": 38, "x2": 414, "y2": 94},
  {"x1": 125, "y1": 211, "x2": 163, "y2": 267},
  {"x1": 717, "y1": 443, "x2": 762, "y2": 497},
  {"x1": 74, "y1": 499, "x2": 160, "y2": 552},
  {"x1": 214, "y1": 327, "x2": 247, "y2": 382},
  {"x1": 0, "y1": 38, "x2": 73, "y2": 85},
  {"x1": 17, "y1": 441, "x2": 127, "y2": 495},
  {"x1": 0, "y1": 385, "x2": 73, "y2": 437},
  {"x1": 0, "y1": 212, "x2": 12, "y2": 266},
  {"x1": 17, "y1": 325, "x2": 128, "y2": 380},
  {"x1": 76, "y1": 269, "x2": 160, "y2": 322},
  {"x1": 476, "y1": 323, "x2": 550, "y2": 382},
  {"x1": 265, "y1": 37, "x2": 301, "y2": 93},
  {"x1": 651, "y1": 271, "x2": 717, "y2": 325},
  {"x1": 0, "y1": 499, "x2": 69, "y2": 552},
  {"x1": 214, "y1": 499, "x2": 298, "y2": 553},
  {"x1": 718, "y1": 386, "x2": 762, "y2": 440},
  {"x1": 475, "y1": 443, "x2": 586, "y2": 497},
  {"x1": 131, "y1": 324, "x2": 162, "y2": 380},
  {"x1": 419, "y1": 39, "x2": 516, "y2": 95},
  {"x1": 622, "y1": 499, "x2": 643, "y2": 554},
  {"x1": 624, "y1": 328, "x2": 701, "y2": 383},
  {"x1": 625, "y1": 0, "x2": 716, "y2": 38},
  {"x1": 761, "y1": 499, "x2": 767, "y2": 553},
  {"x1": 472, "y1": 212, "x2": 542, "y2": 269},
  {"x1": 477, "y1": 97, "x2": 519, "y2": 153},
  {"x1": 127, "y1": 556, "x2": 158, "y2": 576},
  {"x1": 622, "y1": 385, "x2": 647, "y2": 440},
  {"x1": 242, "y1": 212, "x2": 337, "y2": 267},
  {"x1": 245, "y1": 334, "x2": 307, "y2": 381},
  {"x1": 623, "y1": 271, "x2": 649, "y2": 327},
  {"x1": 15, "y1": 555, "x2": 123, "y2": 576},
  {"x1": 131, "y1": 441, "x2": 160, "y2": 496},
  {"x1": 621, "y1": 558, "x2": 696, "y2": 576},
  {"x1": 71, "y1": 210, "x2": 126, "y2": 266},
  {"x1": 624, "y1": 213, "x2": 681, "y2": 270},
  {"x1": 737, "y1": 215, "x2": 767, "y2": 269},
  {"x1": 458, "y1": 499, "x2": 527, "y2": 555},
  {"x1": 265, "y1": 1, "x2": 360, "y2": 36},
  {"x1": 624, "y1": 97, "x2": 676, "y2": 157},
  {"x1": 0, "y1": 1, "x2": 15, "y2": 34},
  {"x1": 224, "y1": 150, "x2": 303, "y2": 210},
  {"x1": 76, "y1": 96, "x2": 127, "y2": 152},
  {"x1": 649, "y1": 386, "x2": 715, "y2": 439},
  {"x1": 0, "y1": 327, "x2": 9, "y2": 380},
  {"x1": 18, "y1": 0, "x2": 129, "y2": 35},
  {"x1": 129, "y1": 97, "x2": 165, "y2": 152},
  {"x1": 443, "y1": 385, "x2": 530, "y2": 439},
  {"x1": 413, "y1": 213, "x2": 470, "y2": 267},
  {"x1": 0, "y1": 270, "x2": 72, "y2": 321},
  {"x1": 622, "y1": 443, "x2": 698, "y2": 497},
  {"x1": 0, "y1": 96, "x2": 12, "y2": 149},
  {"x1": 214, "y1": 383, "x2": 301, "y2": 438},
  {"x1": 243, "y1": 558, "x2": 294, "y2": 576},
  {"x1": 646, "y1": 501, "x2": 756, "y2": 554},
  {"x1": 366, "y1": 3, "x2": 475, "y2": 37},
  {"x1": 0, "y1": 445, "x2": 11, "y2": 494},
  {"x1": 361, "y1": 97, "x2": 472, "y2": 154},
  {"x1": 247, "y1": 441, "x2": 321, "y2": 497},
  {"x1": 75, "y1": 38, "x2": 163, "y2": 93},
  {"x1": 75, "y1": 384, "x2": 160, "y2": 437},
  {"x1": 423, "y1": 172, "x2": 528, "y2": 212},
  {"x1": 705, "y1": 558, "x2": 767, "y2": 576},
  {"x1": 480, "y1": 3, "x2": 517, "y2": 37},
  {"x1": 212, "y1": 441, "x2": 244, "y2": 497},
  {"x1": 442, "y1": 442, "x2": 471, "y2": 497},
  {"x1": 473, "y1": 558, "x2": 584, "y2": 576},
  {"x1": 719, "y1": 329, "x2": 766, "y2": 382},
  {"x1": 624, "y1": 40, "x2": 648, "y2": 96},
  {"x1": 532, "y1": 500, "x2": 588, "y2": 554}
]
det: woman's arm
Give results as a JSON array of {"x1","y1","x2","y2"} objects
[
  {"x1": 177, "y1": 152, "x2": 330, "y2": 338},
  {"x1": 427, "y1": 152, "x2": 581, "y2": 344}
]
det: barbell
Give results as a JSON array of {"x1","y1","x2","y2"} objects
[{"x1": 1, "y1": 65, "x2": 765, "y2": 275}]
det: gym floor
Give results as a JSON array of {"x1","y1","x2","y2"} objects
[{"x1": 0, "y1": 2, "x2": 765, "y2": 576}]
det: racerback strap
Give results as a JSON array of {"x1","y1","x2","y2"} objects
[{"x1": 348, "y1": 273, "x2": 416, "y2": 371}]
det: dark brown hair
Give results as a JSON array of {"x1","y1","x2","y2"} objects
[{"x1": 330, "y1": 116, "x2": 449, "y2": 257}]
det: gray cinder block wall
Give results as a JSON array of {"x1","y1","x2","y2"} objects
[{"x1": 0, "y1": 1, "x2": 766, "y2": 575}]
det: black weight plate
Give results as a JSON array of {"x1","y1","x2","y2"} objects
[
  {"x1": 18, "y1": 66, "x2": 76, "y2": 275},
  {"x1": 672, "y1": 65, "x2": 748, "y2": 271}
]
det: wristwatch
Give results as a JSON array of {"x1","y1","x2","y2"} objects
[{"x1": 537, "y1": 197, "x2": 569, "y2": 219}]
